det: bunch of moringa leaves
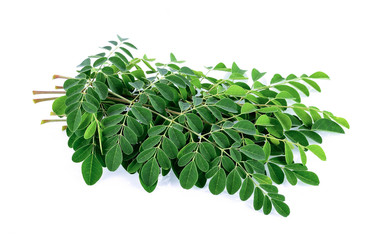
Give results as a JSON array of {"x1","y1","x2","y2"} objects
[{"x1": 34, "y1": 36, "x2": 349, "y2": 217}]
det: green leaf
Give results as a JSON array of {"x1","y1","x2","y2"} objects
[
  {"x1": 179, "y1": 66, "x2": 195, "y2": 75},
  {"x1": 105, "y1": 145, "x2": 123, "y2": 171},
  {"x1": 330, "y1": 116, "x2": 350, "y2": 129},
  {"x1": 233, "y1": 120, "x2": 256, "y2": 135},
  {"x1": 307, "y1": 145, "x2": 326, "y2": 161},
  {"x1": 272, "y1": 199, "x2": 290, "y2": 217},
  {"x1": 93, "y1": 57, "x2": 107, "y2": 67},
  {"x1": 155, "y1": 149, "x2": 170, "y2": 171},
  {"x1": 52, "y1": 96, "x2": 67, "y2": 115},
  {"x1": 267, "y1": 163, "x2": 284, "y2": 184},
  {"x1": 255, "y1": 115, "x2": 273, "y2": 126},
  {"x1": 141, "y1": 159, "x2": 160, "y2": 186},
  {"x1": 274, "y1": 112, "x2": 292, "y2": 131},
  {"x1": 195, "y1": 153, "x2": 209, "y2": 172},
  {"x1": 251, "y1": 68, "x2": 266, "y2": 81},
  {"x1": 239, "y1": 177, "x2": 254, "y2": 201},
  {"x1": 309, "y1": 71, "x2": 329, "y2": 79},
  {"x1": 179, "y1": 161, "x2": 198, "y2": 189},
  {"x1": 127, "y1": 117, "x2": 143, "y2": 136},
  {"x1": 302, "y1": 78, "x2": 321, "y2": 92},
  {"x1": 120, "y1": 136, "x2": 133, "y2": 155},
  {"x1": 241, "y1": 102, "x2": 257, "y2": 114},
  {"x1": 168, "y1": 127, "x2": 186, "y2": 149},
  {"x1": 285, "y1": 142, "x2": 293, "y2": 164},
  {"x1": 82, "y1": 101, "x2": 98, "y2": 114},
  {"x1": 137, "y1": 148, "x2": 156, "y2": 163},
  {"x1": 211, "y1": 132, "x2": 230, "y2": 148},
  {"x1": 162, "y1": 137, "x2": 178, "y2": 159},
  {"x1": 109, "y1": 56, "x2": 126, "y2": 72},
  {"x1": 81, "y1": 154, "x2": 103, "y2": 185},
  {"x1": 209, "y1": 168, "x2": 226, "y2": 195},
  {"x1": 186, "y1": 113, "x2": 203, "y2": 133},
  {"x1": 131, "y1": 106, "x2": 152, "y2": 125},
  {"x1": 215, "y1": 98, "x2": 239, "y2": 113},
  {"x1": 263, "y1": 196, "x2": 272, "y2": 215},
  {"x1": 147, "y1": 125, "x2": 167, "y2": 136},
  {"x1": 84, "y1": 121, "x2": 96, "y2": 139},
  {"x1": 289, "y1": 82, "x2": 309, "y2": 96},
  {"x1": 312, "y1": 119, "x2": 345, "y2": 134},
  {"x1": 165, "y1": 75, "x2": 186, "y2": 88},
  {"x1": 240, "y1": 144, "x2": 265, "y2": 160},
  {"x1": 283, "y1": 168, "x2": 297, "y2": 185},
  {"x1": 299, "y1": 146, "x2": 307, "y2": 165},
  {"x1": 199, "y1": 142, "x2": 217, "y2": 161},
  {"x1": 253, "y1": 187, "x2": 264, "y2": 210},
  {"x1": 178, "y1": 152, "x2": 195, "y2": 167},
  {"x1": 294, "y1": 171, "x2": 319, "y2": 186},
  {"x1": 285, "y1": 130, "x2": 309, "y2": 146},
  {"x1": 102, "y1": 115, "x2": 124, "y2": 127},
  {"x1": 293, "y1": 105, "x2": 313, "y2": 127},
  {"x1": 275, "y1": 85, "x2": 301, "y2": 102},
  {"x1": 67, "y1": 109, "x2": 82, "y2": 132},
  {"x1": 148, "y1": 95, "x2": 166, "y2": 113},
  {"x1": 107, "y1": 104, "x2": 126, "y2": 116},
  {"x1": 226, "y1": 169, "x2": 242, "y2": 195},
  {"x1": 72, "y1": 145, "x2": 92, "y2": 163},
  {"x1": 93, "y1": 81, "x2": 108, "y2": 100},
  {"x1": 196, "y1": 106, "x2": 216, "y2": 123},
  {"x1": 155, "y1": 82, "x2": 174, "y2": 101},
  {"x1": 253, "y1": 173, "x2": 272, "y2": 185},
  {"x1": 225, "y1": 85, "x2": 247, "y2": 97}
]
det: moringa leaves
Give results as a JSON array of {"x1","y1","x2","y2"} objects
[{"x1": 36, "y1": 36, "x2": 348, "y2": 217}]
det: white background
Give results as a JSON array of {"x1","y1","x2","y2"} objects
[{"x1": 1, "y1": 0, "x2": 379, "y2": 239}]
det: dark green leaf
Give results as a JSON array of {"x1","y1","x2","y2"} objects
[
  {"x1": 294, "y1": 171, "x2": 320, "y2": 185},
  {"x1": 72, "y1": 145, "x2": 92, "y2": 163},
  {"x1": 215, "y1": 98, "x2": 239, "y2": 113},
  {"x1": 162, "y1": 137, "x2": 178, "y2": 159},
  {"x1": 81, "y1": 154, "x2": 103, "y2": 185},
  {"x1": 240, "y1": 177, "x2": 254, "y2": 201},
  {"x1": 141, "y1": 159, "x2": 160, "y2": 186},
  {"x1": 186, "y1": 113, "x2": 203, "y2": 133},
  {"x1": 179, "y1": 161, "x2": 198, "y2": 189},
  {"x1": 157, "y1": 149, "x2": 171, "y2": 170},
  {"x1": 240, "y1": 144, "x2": 265, "y2": 160},
  {"x1": 272, "y1": 199, "x2": 290, "y2": 217},
  {"x1": 209, "y1": 168, "x2": 226, "y2": 195},
  {"x1": 195, "y1": 153, "x2": 209, "y2": 172},
  {"x1": 105, "y1": 145, "x2": 123, "y2": 171},
  {"x1": 155, "y1": 82, "x2": 174, "y2": 101},
  {"x1": 137, "y1": 148, "x2": 156, "y2": 164},
  {"x1": 268, "y1": 163, "x2": 284, "y2": 184},
  {"x1": 233, "y1": 120, "x2": 256, "y2": 135},
  {"x1": 148, "y1": 95, "x2": 166, "y2": 113},
  {"x1": 52, "y1": 96, "x2": 67, "y2": 115},
  {"x1": 263, "y1": 196, "x2": 272, "y2": 215},
  {"x1": 131, "y1": 106, "x2": 152, "y2": 125},
  {"x1": 109, "y1": 56, "x2": 126, "y2": 72},
  {"x1": 253, "y1": 187, "x2": 264, "y2": 210},
  {"x1": 168, "y1": 127, "x2": 186, "y2": 149},
  {"x1": 226, "y1": 169, "x2": 242, "y2": 195},
  {"x1": 211, "y1": 132, "x2": 230, "y2": 148},
  {"x1": 312, "y1": 119, "x2": 345, "y2": 134},
  {"x1": 67, "y1": 109, "x2": 82, "y2": 131}
]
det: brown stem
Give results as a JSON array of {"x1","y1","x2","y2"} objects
[
  {"x1": 41, "y1": 119, "x2": 66, "y2": 124},
  {"x1": 33, "y1": 90, "x2": 66, "y2": 95},
  {"x1": 52, "y1": 75, "x2": 71, "y2": 79},
  {"x1": 33, "y1": 97, "x2": 58, "y2": 103}
]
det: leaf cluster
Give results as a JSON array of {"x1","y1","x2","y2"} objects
[{"x1": 50, "y1": 36, "x2": 349, "y2": 217}]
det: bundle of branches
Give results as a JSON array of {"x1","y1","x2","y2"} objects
[{"x1": 34, "y1": 36, "x2": 348, "y2": 217}]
